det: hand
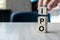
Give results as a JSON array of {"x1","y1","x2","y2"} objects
[{"x1": 38, "y1": 0, "x2": 60, "y2": 11}]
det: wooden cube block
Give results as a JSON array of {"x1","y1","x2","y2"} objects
[
  {"x1": 38, "y1": 7, "x2": 47, "y2": 15},
  {"x1": 38, "y1": 25, "x2": 47, "y2": 33},
  {"x1": 38, "y1": 16, "x2": 48, "y2": 25},
  {"x1": 38, "y1": 16, "x2": 48, "y2": 33}
]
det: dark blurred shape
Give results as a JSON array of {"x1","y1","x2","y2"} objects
[
  {"x1": 10, "y1": 11, "x2": 38, "y2": 22},
  {"x1": 0, "y1": 9, "x2": 12, "y2": 22},
  {"x1": 31, "y1": 1, "x2": 38, "y2": 11}
]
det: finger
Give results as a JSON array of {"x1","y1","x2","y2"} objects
[
  {"x1": 43, "y1": 0, "x2": 51, "y2": 11},
  {"x1": 43, "y1": 0, "x2": 50, "y2": 5},
  {"x1": 47, "y1": 0, "x2": 56, "y2": 10},
  {"x1": 38, "y1": 0, "x2": 43, "y2": 6},
  {"x1": 38, "y1": 0, "x2": 43, "y2": 9},
  {"x1": 52, "y1": 2, "x2": 58, "y2": 8}
]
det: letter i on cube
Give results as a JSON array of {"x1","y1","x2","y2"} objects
[{"x1": 38, "y1": 6, "x2": 48, "y2": 33}]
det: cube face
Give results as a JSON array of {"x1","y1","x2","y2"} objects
[
  {"x1": 38, "y1": 16, "x2": 48, "y2": 33},
  {"x1": 38, "y1": 7, "x2": 47, "y2": 15},
  {"x1": 38, "y1": 16, "x2": 48, "y2": 25},
  {"x1": 38, "y1": 25, "x2": 47, "y2": 33}
]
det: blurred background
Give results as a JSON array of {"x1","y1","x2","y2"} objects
[
  {"x1": 0, "y1": 0, "x2": 60, "y2": 22},
  {"x1": 0, "y1": 0, "x2": 38, "y2": 22}
]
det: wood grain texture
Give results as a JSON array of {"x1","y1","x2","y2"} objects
[{"x1": 0, "y1": 23, "x2": 60, "y2": 40}]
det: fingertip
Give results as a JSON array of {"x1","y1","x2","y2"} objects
[
  {"x1": 47, "y1": 3, "x2": 53, "y2": 11},
  {"x1": 47, "y1": 7, "x2": 52, "y2": 10}
]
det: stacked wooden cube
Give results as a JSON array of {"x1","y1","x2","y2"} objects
[{"x1": 38, "y1": 5, "x2": 48, "y2": 33}]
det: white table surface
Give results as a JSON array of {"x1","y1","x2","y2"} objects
[{"x1": 0, "y1": 22, "x2": 60, "y2": 40}]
